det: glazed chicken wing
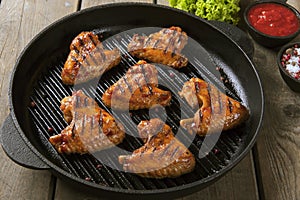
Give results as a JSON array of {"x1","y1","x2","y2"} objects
[
  {"x1": 49, "y1": 90, "x2": 125, "y2": 154},
  {"x1": 102, "y1": 60, "x2": 172, "y2": 111},
  {"x1": 119, "y1": 118, "x2": 195, "y2": 179},
  {"x1": 179, "y1": 78, "x2": 250, "y2": 135},
  {"x1": 128, "y1": 26, "x2": 188, "y2": 68},
  {"x1": 61, "y1": 31, "x2": 121, "y2": 85}
]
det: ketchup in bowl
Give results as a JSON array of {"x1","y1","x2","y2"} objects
[{"x1": 247, "y1": 3, "x2": 300, "y2": 37}]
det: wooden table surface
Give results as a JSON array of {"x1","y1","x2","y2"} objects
[{"x1": 0, "y1": 0, "x2": 299, "y2": 199}]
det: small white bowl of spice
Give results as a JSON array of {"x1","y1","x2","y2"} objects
[{"x1": 277, "y1": 42, "x2": 300, "y2": 92}]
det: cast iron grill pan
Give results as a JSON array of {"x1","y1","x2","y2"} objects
[
  {"x1": 28, "y1": 27, "x2": 249, "y2": 190},
  {"x1": 1, "y1": 3, "x2": 263, "y2": 199}
]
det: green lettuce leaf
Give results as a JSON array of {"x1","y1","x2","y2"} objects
[{"x1": 169, "y1": 0, "x2": 240, "y2": 25}]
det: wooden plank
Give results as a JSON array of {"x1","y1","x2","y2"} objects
[
  {"x1": 254, "y1": 36, "x2": 300, "y2": 200},
  {"x1": 252, "y1": 0, "x2": 300, "y2": 199},
  {"x1": 82, "y1": 0, "x2": 153, "y2": 9},
  {"x1": 178, "y1": 152, "x2": 258, "y2": 200},
  {"x1": 157, "y1": 0, "x2": 168, "y2": 6},
  {"x1": 247, "y1": 0, "x2": 300, "y2": 199},
  {"x1": 0, "y1": 0, "x2": 78, "y2": 199}
]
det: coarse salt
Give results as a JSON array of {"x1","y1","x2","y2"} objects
[{"x1": 282, "y1": 47, "x2": 300, "y2": 79}]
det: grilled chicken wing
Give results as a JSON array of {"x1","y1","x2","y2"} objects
[
  {"x1": 179, "y1": 78, "x2": 250, "y2": 135},
  {"x1": 102, "y1": 60, "x2": 172, "y2": 111},
  {"x1": 61, "y1": 31, "x2": 121, "y2": 85},
  {"x1": 119, "y1": 118, "x2": 195, "y2": 179},
  {"x1": 49, "y1": 90, "x2": 125, "y2": 154},
  {"x1": 128, "y1": 26, "x2": 188, "y2": 68}
]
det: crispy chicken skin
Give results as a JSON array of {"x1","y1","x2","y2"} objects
[
  {"x1": 102, "y1": 60, "x2": 172, "y2": 111},
  {"x1": 119, "y1": 118, "x2": 195, "y2": 179},
  {"x1": 179, "y1": 78, "x2": 250, "y2": 135},
  {"x1": 128, "y1": 26, "x2": 188, "y2": 68},
  {"x1": 61, "y1": 31, "x2": 121, "y2": 85},
  {"x1": 49, "y1": 90, "x2": 125, "y2": 154}
]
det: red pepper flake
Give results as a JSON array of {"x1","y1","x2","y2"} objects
[
  {"x1": 213, "y1": 148, "x2": 220, "y2": 154},
  {"x1": 30, "y1": 101, "x2": 36, "y2": 108},
  {"x1": 169, "y1": 72, "x2": 175, "y2": 78},
  {"x1": 96, "y1": 164, "x2": 102, "y2": 169},
  {"x1": 294, "y1": 50, "x2": 298, "y2": 56},
  {"x1": 295, "y1": 44, "x2": 298, "y2": 48},
  {"x1": 47, "y1": 127, "x2": 54, "y2": 133}
]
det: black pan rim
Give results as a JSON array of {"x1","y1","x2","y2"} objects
[{"x1": 8, "y1": 2, "x2": 264, "y2": 195}]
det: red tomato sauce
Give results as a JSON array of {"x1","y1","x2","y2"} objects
[{"x1": 247, "y1": 3, "x2": 300, "y2": 37}]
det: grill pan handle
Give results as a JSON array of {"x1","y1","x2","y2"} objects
[{"x1": 0, "y1": 114, "x2": 50, "y2": 170}]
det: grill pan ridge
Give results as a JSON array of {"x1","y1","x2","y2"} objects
[{"x1": 1, "y1": 3, "x2": 264, "y2": 199}]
